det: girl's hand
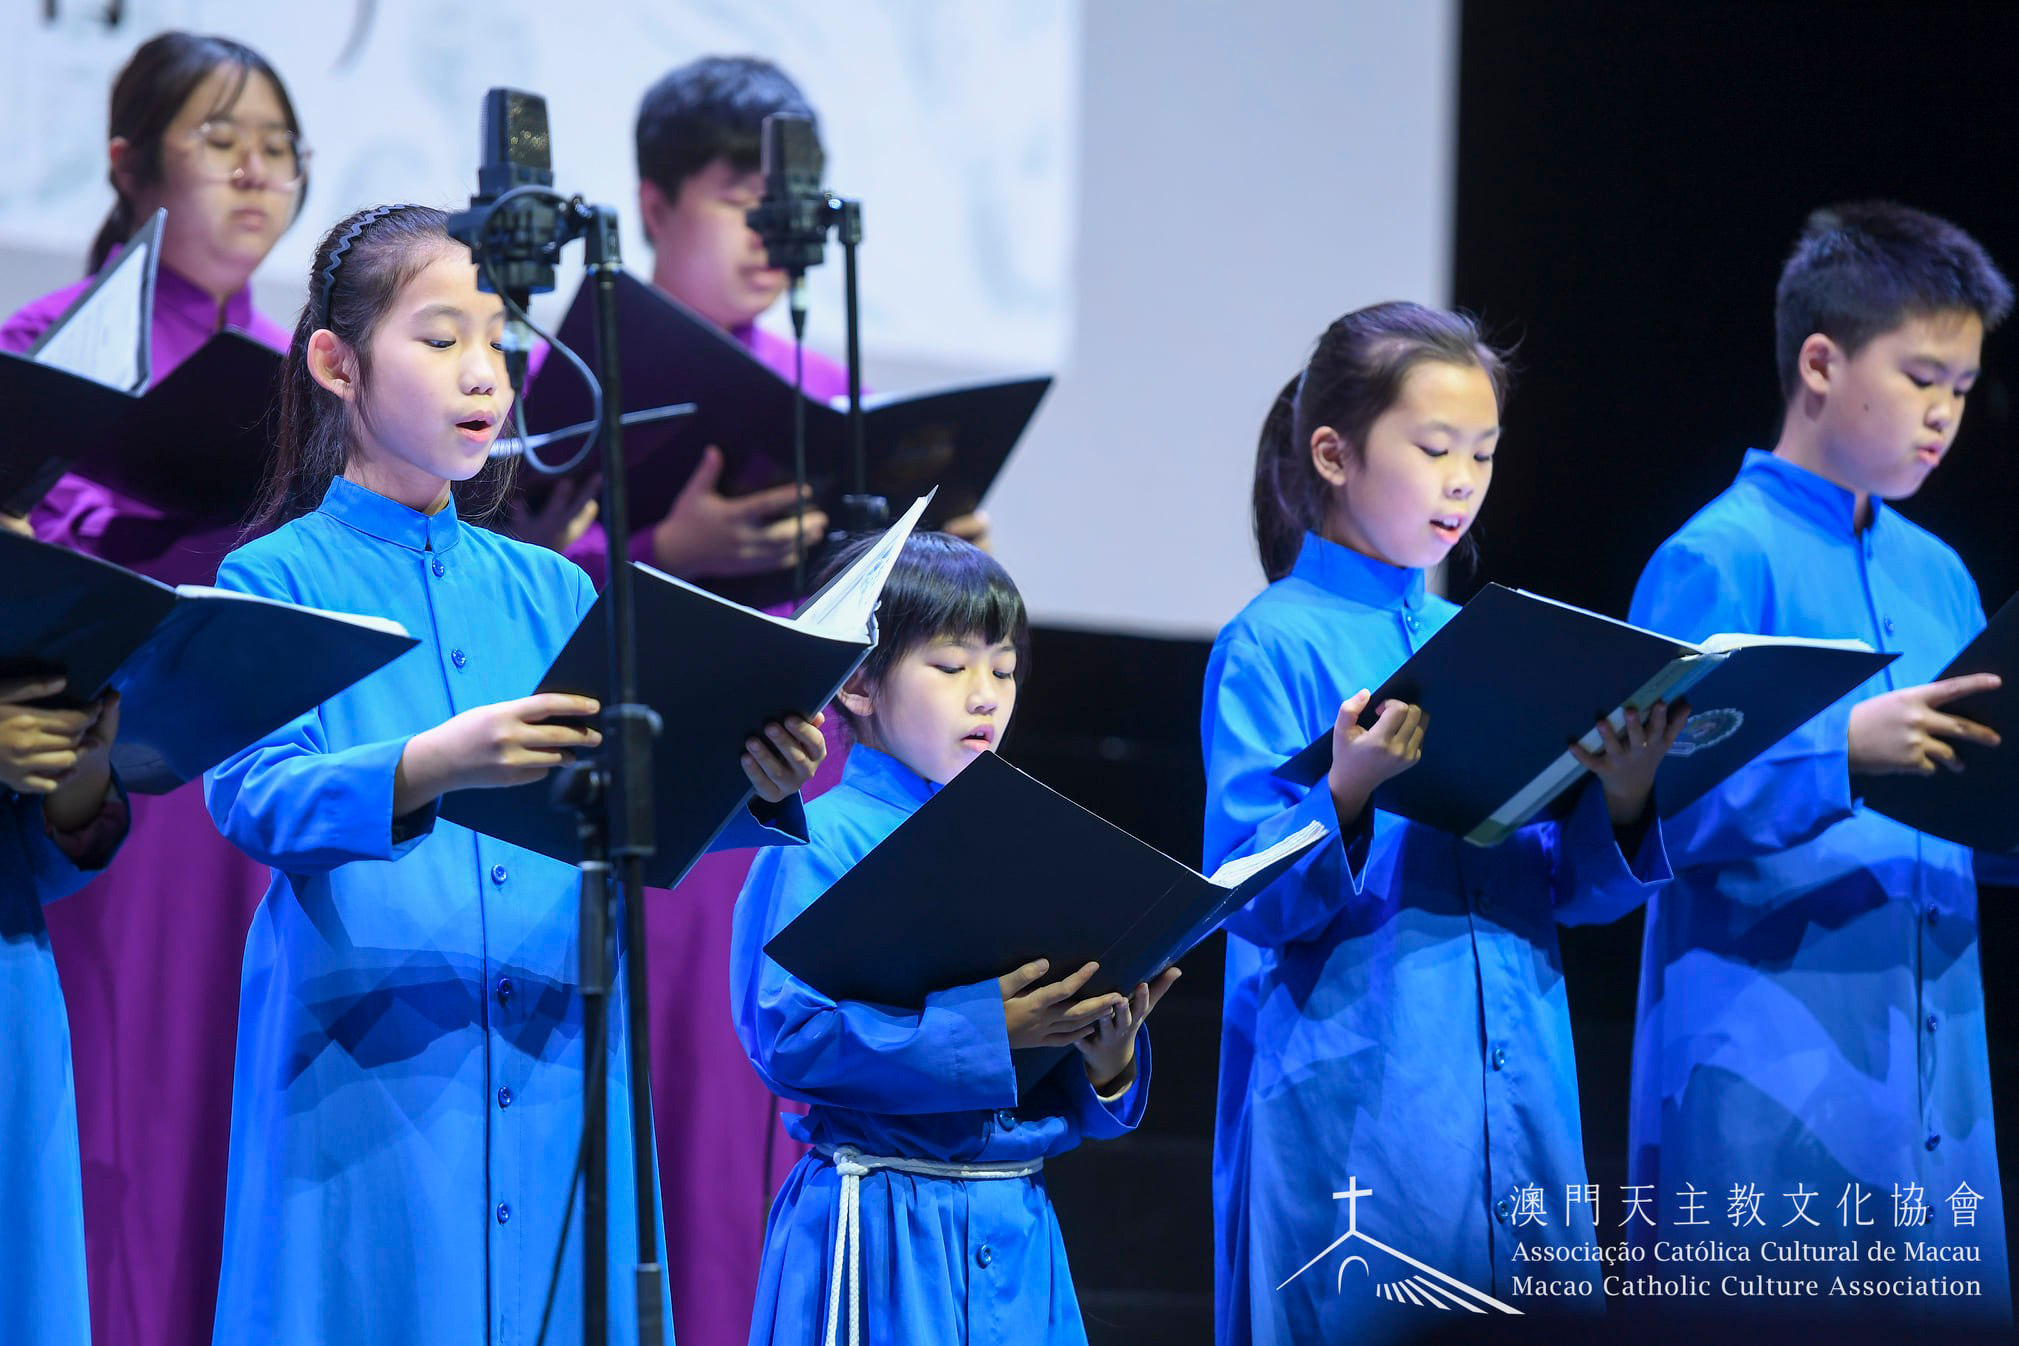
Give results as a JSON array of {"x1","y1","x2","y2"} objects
[
  {"x1": 0, "y1": 676, "x2": 96, "y2": 794},
  {"x1": 1075, "y1": 965, "x2": 1181, "y2": 1093},
  {"x1": 1570, "y1": 699, "x2": 1688, "y2": 825},
  {"x1": 44, "y1": 692, "x2": 120, "y2": 832},
  {"x1": 997, "y1": 958, "x2": 1126, "y2": 1050},
  {"x1": 741, "y1": 711, "x2": 826, "y2": 802},
  {"x1": 396, "y1": 693, "x2": 602, "y2": 814},
  {"x1": 1, "y1": 512, "x2": 32, "y2": 537},
  {"x1": 1326, "y1": 690, "x2": 1425, "y2": 826}
]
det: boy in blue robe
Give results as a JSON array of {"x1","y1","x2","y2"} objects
[{"x1": 1628, "y1": 200, "x2": 2015, "y2": 1322}]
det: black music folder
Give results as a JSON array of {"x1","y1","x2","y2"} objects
[
  {"x1": 1272, "y1": 584, "x2": 1896, "y2": 845},
  {"x1": 1859, "y1": 591, "x2": 2019, "y2": 851},
  {"x1": 1, "y1": 531, "x2": 419, "y2": 793},
  {"x1": 439, "y1": 495, "x2": 931, "y2": 886},
  {"x1": 0, "y1": 208, "x2": 281, "y2": 521},
  {"x1": 764, "y1": 750, "x2": 1331, "y2": 1091},
  {"x1": 515, "y1": 272, "x2": 1047, "y2": 535}
]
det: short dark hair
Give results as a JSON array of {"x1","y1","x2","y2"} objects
[
  {"x1": 92, "y1": 31, "x2": 307, "y2": 272},
  {"x1": 815, "y1": 532, "x2": 1030, "y2": 728},
  {"x1": 1775, "y1": 201, "x2": 2013, "y2": 398},
  {"x1": 1252, "y1": 302, "x2": 1511, "y2": 582},
  {"x1": 634, "y1": 56, "x2": 822, "y2": 200},
  {"x1": 251, "y1": 205, "x2": 516, "y2": 530}
]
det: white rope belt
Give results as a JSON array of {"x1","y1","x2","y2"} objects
[{"x1": 815, "y1": 1142, "x2": 1044, "y2": 1346}]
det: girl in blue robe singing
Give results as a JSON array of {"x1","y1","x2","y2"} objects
[
  {"x1": 1, "y1": 672, "x2": 125, "y2": 1346},
  {"x1": 733, "y1": 533, "x2": 1180, "y2": 1346},
  {"x1": 202, "y1": 204, "x2": 828, "y2": 1345},
  {"x1": 1203, "y1": 302, "x2": 1682, "y2": 1345}
]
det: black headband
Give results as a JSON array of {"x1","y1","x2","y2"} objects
[{"x1": 314, "y1": 203, "x2": 416, "y2": 330}]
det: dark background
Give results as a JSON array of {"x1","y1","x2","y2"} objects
[{"x1": 1027, "y1": 4, "x2": 2019, "y2": 1340}]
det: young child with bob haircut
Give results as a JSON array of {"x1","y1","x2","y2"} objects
[{"x1": 733, "y1": 531, "x2": 1176, "y2": 1346}]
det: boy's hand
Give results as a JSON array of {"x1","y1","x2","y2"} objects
[
  {"x1": 998, "y1": 959, "x2": 1126, "y2": 1050},
  {"x1": 1327, "y1": 690, "x2": 1425, "y2": 826},
  {"x1": 1, "y1": 512, "x2": 32, "y2": 537},
  {"x1": 742, "y1": 712, "x2": 827, "y2": 802},
  {"x1": 1849, "y1": 674, "x2": 2002, "y2": 775},
  {"x1": 396, "y1": 693, "x2": 603, "y2": 813},
  {"x1": 1075, "y1": 965, "x2": 1181, "y2": 1093},
  {"x1": 0, "y1": 676, "x2": 95, "y2": 793},
  {"x1": 509, "y1": 473, "x2": 601, "y2": 553},
  {"x1": 941, "y1": 511, "x2": 991, "y2": 553},
  {"x1": 650, "y1": 447, "x2": 829, "y2": 578},
  {"x1": 1571, "y1": 699, "x2": 1688, "y2": 825}
]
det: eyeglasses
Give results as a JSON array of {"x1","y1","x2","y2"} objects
[{"x1": 180, "y1": 120, "x2": 311, "y2": 188}]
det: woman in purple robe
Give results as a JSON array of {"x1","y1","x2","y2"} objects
[{"x1": 0, "y1": 32, "x2": 308, "y2": 1346}]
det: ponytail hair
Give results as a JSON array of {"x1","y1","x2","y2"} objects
[
  {"x1": 91, "y1": 32, "x2": 306, "y2": 273},
  {"x1": 251, "y1": 205, "x2": 518, "y2": 531},
  {"x1": 1252, "y1": 301, "x2": 1511, "y2": 581}
]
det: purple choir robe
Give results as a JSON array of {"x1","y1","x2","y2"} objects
[{"x1": 1, "y1": 256, "x2": 290, "y2": 1346}]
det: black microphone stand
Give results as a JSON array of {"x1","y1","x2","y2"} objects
[
  {"x1": 751, "y1": 178, "x2": 885, "y2": 601},
  {"x1": 452, "y1": 191, "x2": 666, "y2": 1346},
  {"x1": 831, "y1": 195, "x2": 881, "y2": 535}
]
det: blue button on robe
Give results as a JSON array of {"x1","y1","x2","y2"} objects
[
  {"x1": 203, "y1": 476, "x2": 802, "y2": 1345},
  {"x1": 2, "y1": 794, "x2": 118, "y2": 1346},
  {"x1": 733, "y1": 746, "x2": 1150, "y2": 1346},
  {"x1": 1204, "y1": 532, "x2": 1670, "y2": 1346},
  {"x1": 1628, "y1": 450, "x2": 2010, "y2": 1323}
]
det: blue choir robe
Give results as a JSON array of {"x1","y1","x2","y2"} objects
[
  {"x1": 732, "y1": 746, "x2": 1151, "y2": 1346},
  {"x1": 2, "y1": 793, "x2": 121, "y2": 1346},
  {"x1": 1628, "y1": 450, "x2": 2010, "y2": 1322},
  {"x1": 1203, "y1": 532, "x2": 1671, "y2": 1346},
  {"x1": 202, "y1": 476, "x2": 805, "y2": 1345}
]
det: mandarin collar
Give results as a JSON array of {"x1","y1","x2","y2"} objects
[
  {"x1": 316, "y1": 475, "x2": 463, "y2": 553},
  {"x1": 1289, "y1": 531, "x2": 1427, "y2": 612},
  {"x1": 94, "y1": 240, "x2": 259, "y2": 340},
  {"x1": 843, "y1": 745, "x2": 942, "y2": 810},
  {"x1": 155, "y1": 262, "x2": 258, "y2": 334},
  {"x1": 1738, "y1": 449, "x2": 1884, "y2": 537}
]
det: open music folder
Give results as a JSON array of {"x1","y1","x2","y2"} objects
[
  {"x1": 1272, "y1": 583, "x2": 1896, "y2": 846},
  {"x1": 0, "y1": 207, "x2": 283, "y2": 522},
  {"x1": 511, "y1": 271, "x2": 1047, "y2": 535},
  {"x1": 765, "y1": 750, "x2": 1331, "y2": 1092},
  {"x1": 438, "y1": 493, "x2": 933, "y2": 886},
  {"x1": 1, "y1": 530, "x2": 418, "y2": 794}
]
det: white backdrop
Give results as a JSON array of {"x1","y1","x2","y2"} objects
[{"x1": 0, "y1": 0, "x2": 1455, "y2": 636}]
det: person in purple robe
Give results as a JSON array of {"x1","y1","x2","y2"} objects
[
  {"x1": 0, "y1": 32, "x2": 308, "y2": 1346},
  {"x1": 520, "y1": 56, "x2": 991, "y2": 1346}
]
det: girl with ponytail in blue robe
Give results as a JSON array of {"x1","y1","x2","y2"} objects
[
  {"x1": 202, "y1": 205, "x2": 827, "y2": 1345},
  {"x1": 1205, "y1": 303, "x2": 1680, "y2": 1345}
]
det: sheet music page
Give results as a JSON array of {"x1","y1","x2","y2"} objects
[
  {"x1": 1208, "y1": 820, "x2": 1330, "y2": 888},
  {"x1": 791, "y1": 490, "x2": 936, "y2": 639},
  {"x1": 30, "y1": 209, "x2": 159, "y2": 392}
]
